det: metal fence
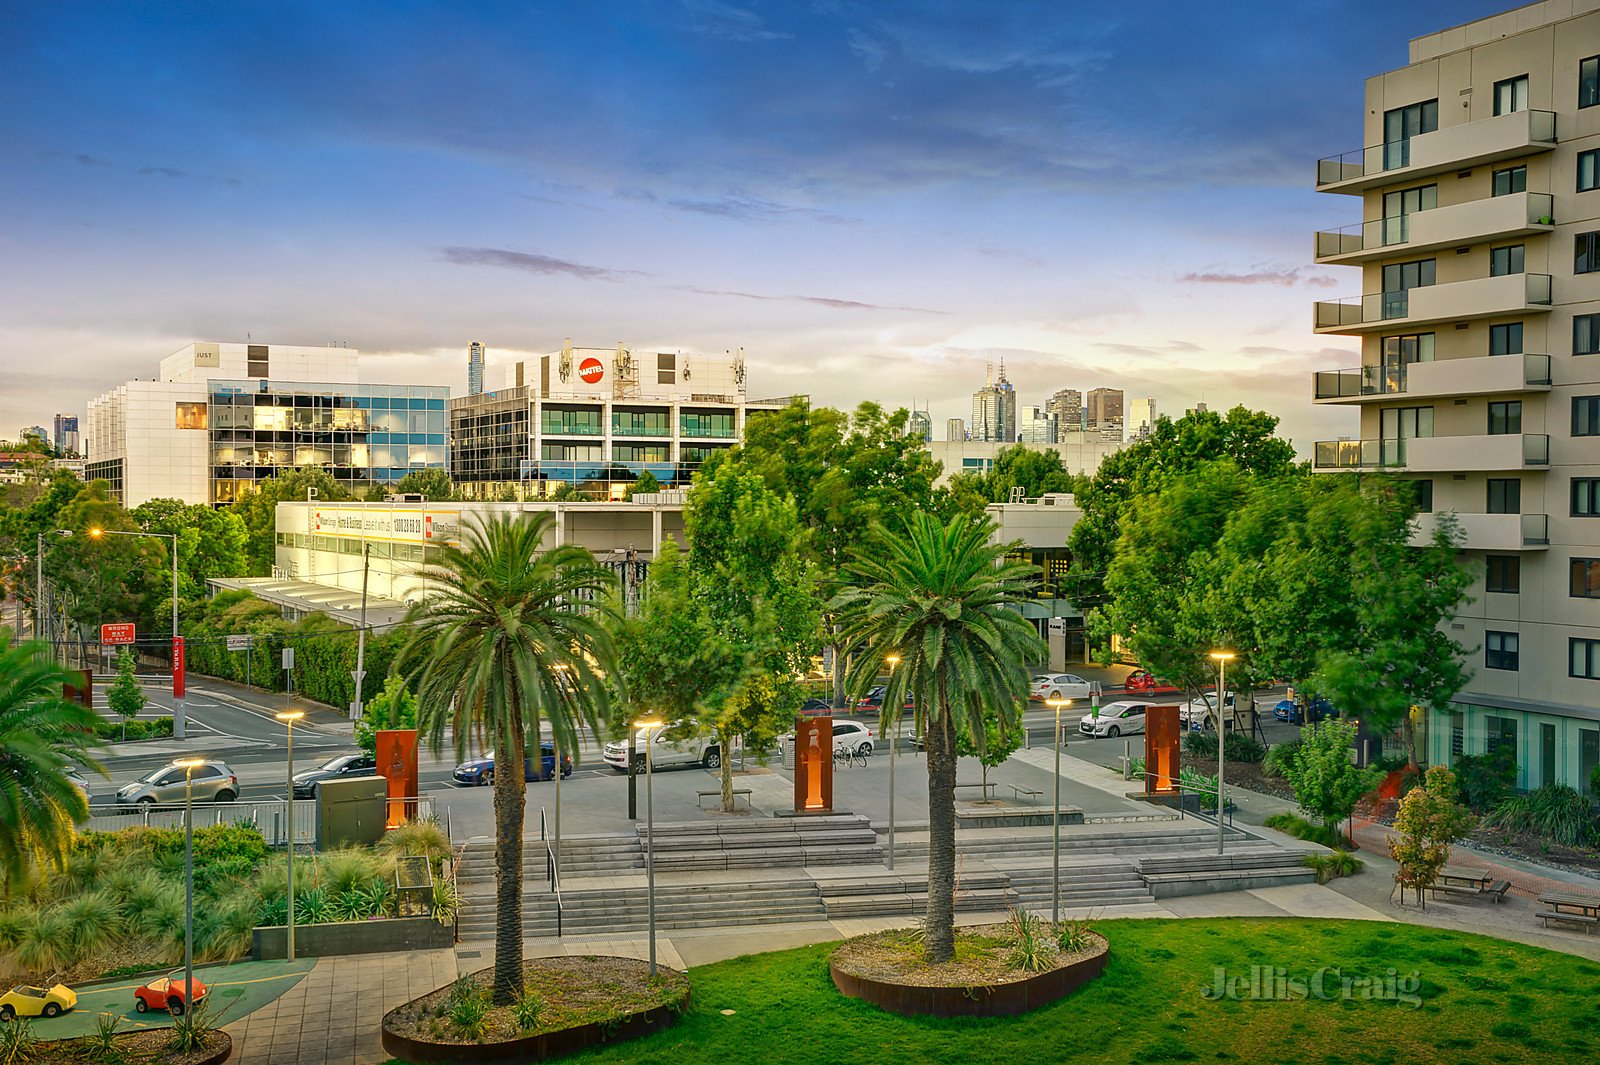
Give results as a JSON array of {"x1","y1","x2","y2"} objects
[{"x1": 85, "y1": 796, "x2": 437, "y2": 846}]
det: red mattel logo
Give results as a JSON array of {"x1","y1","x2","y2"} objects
[{"x1": 578, "y1": 357, "x2": 604, "y2": 384}]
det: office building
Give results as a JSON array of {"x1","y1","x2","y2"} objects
[
  {"x1": 448, "y1": 343, "x2": 785, "y2": 499},
  {"x1": 1130, "y1": 398, "x2": 1158, "y2": 439},
  {"x1": 85, "y1": 342, "x2": 448, "y2": 507},
  {"x1": 1185, "y1": 401, "x2": 1210, "y2": 417},
  {"x1": 1086, "y1": 388, "x2": 1125, "y2": 440},
  {"x1": 467, "y1": 341, "x2": 485, "y2": 396},
  {"x1": 53, "y1": 415, "x2": 79, "y2": 456},
  {"x1": 1047, "y1": 389, "x2": 1084, "y2": 434},
  {"x1": 1309, "y1": 0, "x2": 1600, "y2": 792},
  {"x1": 945, "y1": 418, "x2": 967, "y2": 441},
  {"x1": 925, "y1": 436, "x2": 1123, "y2": 485},
  {"x1": 1018, "y1": 405, "x2": 1058, "y2": 444},
  {"x1": 21, "y1": 426, "x2": 49, "y2": 447},
  {"x1": 908, "y1": 408, "x2": 933, "y2": 442},
  {"x1": 970, "y1": 362, "x2": 1017, "y2": 442}
]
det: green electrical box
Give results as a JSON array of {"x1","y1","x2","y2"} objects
[{"x1": 315, "y1": 776, "x2": 387, "y2": 850}]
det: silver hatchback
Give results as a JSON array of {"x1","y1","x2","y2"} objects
[{"x1": 115, "y1": 761, "x2": 239, "y2": 807}]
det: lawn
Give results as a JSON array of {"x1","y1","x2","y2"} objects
[{"x1": 389, "y1": 918, "x2": 1600, "y2": 1064}]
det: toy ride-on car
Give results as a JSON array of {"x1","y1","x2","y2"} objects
[
  {"x1": 133, "y1": 971, "x2": 208, "y2": 1015},
  {"x1": 0, "y1": 983, "x2": 76, "y2": 1020}
]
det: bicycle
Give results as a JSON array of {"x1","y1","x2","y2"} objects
[{"x1": 833, "y1": 746, "x2": 869, "y2": 769}]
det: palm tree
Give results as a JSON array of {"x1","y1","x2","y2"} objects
[
  {"x1": 833, "y1": 513, "x2": 1045, "y2": 963},
  {"x1": 0, "y1": 630, "x2": 104, "y2": 893},
  {"x1": 398, "y1": 512, "x2": 617, "y2": 1004}
]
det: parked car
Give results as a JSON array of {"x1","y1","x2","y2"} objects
[
  {"x1": 1078, "y1": 701, "x2": 1149, "y2": 738},
  {"x1": 452, "y1": 743, "x2": 572, "y2": 786},
  {"x1": 1123, "y1": 670, "x2": 1179, "y2": 695},
  {"x1": 799, "y1": 697, "x2": 838, "y2": 714},
  {"x1": 115, "y1": 761, "x2": 238, "y2": 807},
  {"x1": 133, "y1": 972, "x2": 206, "y2": 1016},
  {"x1": 780, "y1": 719, "x2": 875, "y2": 756},
  {"x1": 1179, "y1": 691, "x2": 1237, "y2": 730},
  {"x1": 852, "y1": 686, "x2": 913, "y2": 711},
  {"x1": 1282, "y1": 695, "x2": 1337, "y2": 725},
  {"x1": 1030, "y1": 673, "x2": 1093, "y2": 701},
  {"x1": 292, "y1": 753, "x2": 379, "y2": 798},
  {"x1": 602, "y1": 726, "x2": 734, "y2": 772},
  {"x1": 0, "y1": 983, "x2": 75, "y2": 1021}
]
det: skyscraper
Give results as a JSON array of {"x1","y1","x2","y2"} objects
[
  {"x1": 946, "y1": 418, "x2": 967, "y2": 441},
  {"x1": 1018, "y1": 406, "x2": 1057, "y2": 443},
  {"x1": 1086, "y1": 388, "x2": 1125, "y2": 440},
  {"x1": 908, "y1": 408, "x2": 933, "y2": 442},
  {"x1": 970, "y1": 362, "x2": 1018, "y2": 442},
  {"x1": 467, "y1": 341, "x2": 486, "y2": 396},
  {"x1": 1130, "y1": 398, "x2": 1157, "y2": 439},
  {"x1": 52, "y1": 414, "x2": 79, "y2": 456},
  {"x1": 1046, "y1": 388, "x2": 1083, "y2": 434}
]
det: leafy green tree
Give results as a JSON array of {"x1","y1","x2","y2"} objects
[
  {"x1": 398, "y1": 512, "x2": 616, "y2": 1005},
  {"x1": 955, "y1": 709, "x2": 1024, "y2": 794},
  {"x1": 47, "y1": 482, "x2": 167, "y2": 641},
  {"x1": 834, "y1": 513, "x2": 1045, "y2": 963},
  {"x1": 106, "y1": 648, "x2": 146, "y2": 741},
  {"x1": 624, "y1": 469, "x2": 662, "y2": 499},
  {"x1": 1390, "y1": 765, "x2": 1476, "y2": 907},
  {"x1": 0, "y1": 629, "x2": 105, "y2": 891},
  {"x1": 940, "y1": 445, "x2": 1080, "y2": 514},
  {"x1": 132, "y1": 499, "x2": 249, "y2": 602},
  {"x1": 231, "y1": 468, "x2": 352, "y2": 576},
  {"x1": 1282, "y1": 720, "x2": 1380, "y2": 833},
  {"x1": 354, "y1": 673, "x2": 418, "y2": 757},
  {"x1": 393, "y1": 468, "x2": 453, "y2": 501}
]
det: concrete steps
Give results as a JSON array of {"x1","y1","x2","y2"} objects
[{"x1": 458, "y1": 878, "x2": 824, "y2": 940}]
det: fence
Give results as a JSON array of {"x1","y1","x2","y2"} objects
[{"x1": 85, "y1": 796, "x2": 437, "y2": 846}]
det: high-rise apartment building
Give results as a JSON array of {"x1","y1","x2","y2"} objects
[
  {"x1": 53, "y1": 414, "x2": 79, "y2": 456},
  {"x1": 970, "y1": 363, "x2": 1018, "y2": 442},
  {"x1": 1046, "y1": 388, "x2": 1083, "y2": 434},
  {"x1": 1018, "y1": 405, "x2": 1058, "y2": 444},
  {"x1": 908, "y1": 408, "x2": 933, "y2": 442},
  {"x1": 1310, "y1": 0, "x2": 1600, "y2": 792},
  {"x1": 1129, "y1": 398, "x2": 1157, "y2": 439},
  {"x1": 1086, "y1": 388, "x2": 1125, "y2": 440},
  {"x1": 467, "y1": 341, "x2": 486, "y2": 396},
  {"x1": 946, "y1": 418, "x2": 967, "y2": 441}
]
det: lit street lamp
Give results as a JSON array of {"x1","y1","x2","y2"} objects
[
  {"x1": 176, "y1": 756, "x2": 205, "y2": 1008},
  {"x1": 883, "y1": 653, "x2": 901, "y2": 872},
  {"x1": 276, "y1": 710, "x2": 306, "y2": 960},
  {"x1": 634, "y1": 719, "x2": 663, "y2": 975},
  {"x1": 1209, "y1": 651, "x2": 1236, "y2": 855},
  {"x1": 89, "y1": 528, "x2": 184, "y2": 739},
  {"x1": 1046, "y1": 697, "x2": 1072, "y2": 923}
]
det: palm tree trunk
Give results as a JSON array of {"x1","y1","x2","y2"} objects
[
  {"x1": 924, "y1": 695, "x2": 957, "y2": 964},
  {"x1": 491, "y1": 709, "x2": 527, "y2": 1005}
]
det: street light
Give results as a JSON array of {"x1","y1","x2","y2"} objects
[
  {"x1": 34, "y1": 530, "x2": 72, "y2": 650},
  {"x1": 276, "y1": 709, "x2": 306, "y2": 960},
  {"x1": 551, "y1": 664, "x2": 571, "y2": 887},
  {"x1": 88, "y1": 528, "x2": 184, "y2": 739},
  {"x1": 1046, "y1": 697, "x2": 1072, "y2": 923},
  {"x1": 883, "y1": 653, "x2": 901, "y2": 871},
  {"x1": 1209, "y1": 651, "x2": 1236, "y2": 855},
  {"x1": 634, "y1": 718, "x2": 663, "y2": 976},
  {"x1": 175, "y1": 756, "x2": 205, "y2": 1007}
]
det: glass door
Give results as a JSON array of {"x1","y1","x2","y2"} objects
[
  {"x1": 1381, "y1": 185, "x2": 1437, "y2": 246},
  {"x1": 1384, "y1": 100, "x2": 1439, "y2": 170},
  {"x1": 1378, "y1": 333, "x2": 1434, "y2": 394}
]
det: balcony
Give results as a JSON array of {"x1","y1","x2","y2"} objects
[
  {"x1": 1315, "y1": 110, "x2": 1556, "y2": 194},
  {"x1": 1312, "y1": 433, "x2": 1550, "y2": 473},
  {"x1": 1409, "y1": 512, "x2": 1549, "y2": 551},
  {"x1": 1314, "y1": 193, "x2": 1554, "y2": 265},
  {"x1": 1312, "y1": 353, "x2": 1551, "y2": 404},
  {"x1": 1313, "y1": 273, "x2": 1551, "y2": 334}
]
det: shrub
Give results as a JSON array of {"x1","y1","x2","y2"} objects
[
  {"x1": 317, "y1": 849, "x2": 381, "y2": 898},
  {"x1": 88, "y1": 717, "x2": 173, "y2": 741},
  {"x1": 1263, "y1": 812, "x2": 1351, "y2": 849},
  {"x1": 378, "y1": 819, "x2": 452, "y2": 863},
  {"x1": 1591, "y1": 765, "x2": 1600, "y2": 801},
  {"x1": 1453, "y1": 747, "x2": 1516, "y2": 814},
  {"x1": 446, "y1": 978, "x2": 491, "y2": 1040},
  {"x1": 431, "y1": 877, "x2": 459, "y2": 925},
  {"x1": 1262, "y1": 741, "x2": 1301, "y2": 779},
  {"x1": 1373, "y1": 752, "x2": 1411, "y2": 773},
  {"x1": 1055, "y1": 920, "x2": 1096, "y2": 954},
  {"x1": 1005, "y1": 907, "x2": 1054, "y2": 973},
  {"x1": 198, "y1": 890, "x2": 259, "y2": 962},
  {"x1": 168, "y1": 997, "x2": 220, "y2": 1055},
  {"x1": 1182, "y1": 731, "x2": 1213, "y2": 759},
  {"x1": 512, "y1": 985, "x2": 544, "y2": 1034},
  {"x1": 1304, "y1": 850, "x2": 1364, "y2": 884},
  {"x1": 58, "y1": 890, "x2": 124, "y2": 961},
  {"x1": 1180, "y1": 767, "x2": 1231, "y2": 812},
  {"x1": 1483, "y1": 785, "x2": 1596, "y2": 848},
  {"x1": 1223, "y1": 733, "x2": 1266, "y2": 764},
  {"x1": 1281, "y1": 720, "x2": 1381, "y2": 829},
  {"x1": 294, "y1": 886, "x2": 332, "y2": 926},
  {"x1": 14, "y1": 908, "x2": 67, "y2": 973},
  {"x1": 89, "y1": 1012, "x2": 124, "y2": 1061},
  {"x1": 0, "y1": 1017, "x2": 37, "y2": 1065}
]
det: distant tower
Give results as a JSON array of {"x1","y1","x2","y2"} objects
[
  {"x1": 908, "y1": 407, "x2": 933, "y2": 442},
  {"x1": 467, "y1": 341, "x2": 486, "y2": 395},
  {"x1": 970, "y1": 360, "x2": 1018, "y2": 442}
]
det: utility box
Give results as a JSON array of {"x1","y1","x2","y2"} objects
[{"x1": 316, "y1": 776, "x2": 387, "y2": 850}]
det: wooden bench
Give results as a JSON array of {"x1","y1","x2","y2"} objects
[
  {"x1": 1428, "y1": 882, "x2": 1482, "y2": 898},
  {"x1": 1536, "y1": 911, "x2": 1599, "y2": 932},
  {"x1": 954, "y1": 782, "x2": 996, "y2": 800},
  {"x1": 1004, "y1": 783, "x2": 1043, "y2": 803},
  {"x1": 696, "y1": 788, "x2": 752, "y2": 809},
  {"x1": 1488, "y1": 879, "x2": 1511, "y2": 903}
]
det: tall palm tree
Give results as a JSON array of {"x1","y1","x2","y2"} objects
[
  {"x1": 399, "y1": 513, "x2": 617, "y2": 1004},
  {"x1": 833, "y1": 513, "x2": 1045, "y2": 963},
  {"x1": 0, "y1": 630, "x2": 104, "y2": 893}
]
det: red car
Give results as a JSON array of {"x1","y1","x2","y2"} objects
[
  {"x1": 1123, "y1": 670, "x2": 1179, "y2": 695},
  {"x1": 133, "y1": 972, "x2": 207, "y2": 1016}
]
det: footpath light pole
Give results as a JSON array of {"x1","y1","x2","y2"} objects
[
  {"x1": 635, "y1": 719, "x2": 662, "y2": 975},
  {"x1": 276, "y1": 710, "x2": 305, "y2": 959},
  {"x1": 1209, "y1": 651, "x2": 1235, "y2": 855},
  {"x1": 176, "y1": 757, "x2": 205, "y2": 1005},
  {"x1": 884, "y1": 653, "x2": 901, "y2": 872},
  {"x1": 1046, "y1": 697, "x2": 1071, "y2": 923}
]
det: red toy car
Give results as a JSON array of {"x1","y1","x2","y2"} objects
[
  {"x1": 1123, "y1": 670, "x2": 1178, "y2": 695},
  {"x1": 133, "y1": 971, "x2": 208, "y2": 1016}
]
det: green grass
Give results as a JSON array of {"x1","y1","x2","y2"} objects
[{"x1": 389, "y1": 918, "x2": 1600, "y2": 1065}]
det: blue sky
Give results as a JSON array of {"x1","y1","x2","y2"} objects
[{"x1": 0, "y1": 0, "x2": 1515, "y2": 450}]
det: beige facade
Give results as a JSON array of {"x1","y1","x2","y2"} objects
[{"x1": 1311, "y1": 0, "x2": 1600, "y2": 791}]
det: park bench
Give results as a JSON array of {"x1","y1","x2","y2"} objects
[
  {"x1": 1004, "y1": 783, "x2": 1044, "y2": 804},
  {"x1": 954, "y1": 782, "x2": 997, "y2": 800},
  {"x1": 1535, "y1": 890, "x2": 1600, "y2": 932},
  {"x1": 696, "y1": 788, "x2": 752, "y2": 809},
  {"x1": 1536, "y1": 911, "x2": 1599, "y2": 932}
]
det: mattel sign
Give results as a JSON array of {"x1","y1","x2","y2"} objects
[{"x1": 578, "y1": 356, "x2": 604, "y2": 384}]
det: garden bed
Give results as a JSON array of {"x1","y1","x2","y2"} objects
[
  {"x1": 29, "y1": 1029, "x2": 230, "y2": 1064},
  {"x1": 382, "y1": 956, "x2": 689, "y2": 1064},
  {"x1": 829, "y1": 923, "x2": 1108, "y2": 1017}
]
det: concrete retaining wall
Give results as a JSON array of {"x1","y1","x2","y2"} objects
[{"x1": 253, "y1": 916, "x2": 452, "y2": 960}]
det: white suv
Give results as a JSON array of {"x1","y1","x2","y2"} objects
[
  {"x1": 1078, "y1": 701, "x2": 1149, "y2": 738},
  {"x1": 603, "y1": 726, "x2": 735, "y2": 772},
  {"x1": 782, "y1": 719, "x2": 874, "y2": 756}
]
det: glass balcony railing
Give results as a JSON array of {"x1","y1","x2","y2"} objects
[
  {"x1": 1312, "y1": 438, "x2": 1408, "y2": 470},
  {"x1": 1524, "y1": 433, "x2": 1550, "y2": 466},
  {"x1": 1522, "y1": 513, "x2": 1550, "y2": 547},
  {"x1": 1316, "y1": 110, "x2": 1556, "y2": 187},
  {"x1": 1315, "y1": 274, "x2": 1552, "y2": 330},
  {"x1": 1314, "y1": 194, "x2": 1553, "y2": 261},
  {"x1": 1313, "y1": 354, "x2": 1550, "y2": 400}
]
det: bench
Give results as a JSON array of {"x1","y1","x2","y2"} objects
[
  {"x1": 1536, "y1": 911, "x2": 1600, "y2": 932},
  {"x1": 696, "y1": 789, "x2": 752, "y2": 809},
  {"x1": 1427, "y1": 882, "x2": 1482, "y2": 898},
  {"x1": 1489, "y1": 880, "x2": 1512, "y2": 903},
  {"x1": 1004, "y1": 783, "x2": 1044, "y2": 803},
  {"x1": 954, "y1": 782, "x2": 996, "y2": 800}
]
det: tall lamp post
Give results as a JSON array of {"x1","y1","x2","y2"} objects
[
  {"x1": 1046, "y1": 697, "x2": 1072, "y2": 923},
  {"x1": 634, "y1": 719, "x2": 662, "y2": 975},
  {"x1": 551, "y1": 663, "x2": 571, "y2": 886},
  {"x1": 883, "y1": 653, "x2": 900, "y2": 871},
  {"x1": 1209, "y1": 651, "x2": 1236, "y2": 855},
  {"x1": 34, "y1": 529, "x2": 73, "y2": 651},
  {"x1": 175, "y1": 757, "x2": 206, "y2": 1006},
  {"x1": 276, "y1": 710, "x2": 306, "y2": 960},
  {"x1": 88, "y1": 528, "x2": 183, "y2": 739}
]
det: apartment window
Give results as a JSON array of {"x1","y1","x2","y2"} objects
[
  {"x1": 1383, "y1": 99, "x2": 1438, "y2": 169},
  {"x1": 1493, "y1": 165, "x2": 1528, "y2": 196},
  {"x1": 1577, "y1": 231, "x2": 1600, "y2": 274},
  {"x1": 1381, "y1": 185, "x2": 1437, "y2": 243},
  {"x1": 1577, "y1": 314, "x2": 1600, "y2": 355},
  {"x1": 1573, "y1": 477, "x2": 1600, "y2": 516},
  {"x1": 1486, "y1": 631, "x2": 1520, "y2": 671},
  {"x1": 1490, "y1": 245, "x2": 1525, "y2": 277},
  {"x1": 656, "y1": 352, "x2": 675, "y2": 386},
  {"x1": 1494, "y1": 75, "x2": 1529, "y2": 116},
  {"x1": 1575, "y1": 396, "x2": 1600, "y2": 436},
  {"x1": 1487, "y1": 401, "x2": 1522, "y2": 435},
  {"x1": 1573, "y1": 638, "x2": 1600, "y2": 679},
  {"x1": 1411, "y1": 479, "x2": 1434, "y2": 513},
  {"x1": 246, "y1": 344, "x2": 268, "y2": 378},
  {"x1": 1489, "y1": 322, "x2": 1524, "y2": 356},
  {"x1": 1582, "y1": 55, "x2": 1600, "y2": 108},
  {"x1": 1487, "y1": 477, "x2": 1521, "y2": 514},
  {"x1": 1572, "y1": 558, "x2": 1600, "y2": 598},
  {"x1": 174, "y1": 402, "x2": 208, "y2": 430},
  {"x1": 1487, "y1": 715, "x2": 1520, "y2": 758},
  {"x1": 1450, "y1": 712, "x2": 1465, "y2": 759},
  {"x1": 1486, "y1": 555, "x2": 1520, "y2": 594},
  {"x1": 1581, "y1": 149, "x2": 1600, "y2": 193}
]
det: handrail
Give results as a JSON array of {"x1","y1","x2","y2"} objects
[
  {"x1": 1128, "y1": 770, "x2": 1234, "y2": 830},
  {"x1": 546, "y1": 838, "x2": 563, "y2": 938}
]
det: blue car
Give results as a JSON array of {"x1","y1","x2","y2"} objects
[
  {"x1": 453, "y1": 742, "x2": 573, "y2": 786},
  {"x1": 1277, "y1": 697, "x2": 1338, "y2": 725}
]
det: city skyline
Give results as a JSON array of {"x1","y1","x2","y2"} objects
[{"x1": 1, "y1": 1, "x2": 1512, "y2": 449}]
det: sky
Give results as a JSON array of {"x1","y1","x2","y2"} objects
[{"x1": 0, "y1": 0, "x2": 1518, "y2": 453}]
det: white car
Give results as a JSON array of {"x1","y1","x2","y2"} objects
[
  {"x1": 778, "y1": 719, "x2": 875, "y2": 756},
  {"x1": 1178, "y1": 692, "x2": 1236, "y2": 730},
  {"x1": 1078, "y1": 701, "x2": 1149, "y2": 738},
  {"x1": 1030, "y1": 673, "x2": 1093, "y2": 701},
  {"x1": 602, "y1": 726, "x2": 735, "y2": 772}
]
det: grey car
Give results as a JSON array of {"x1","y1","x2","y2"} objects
[{"x1": 115, "y1": 761, "x2": 239, "y2": 807}]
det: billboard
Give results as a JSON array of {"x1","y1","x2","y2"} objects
[{"x1": 309, "y1": 506, "x2": 461, "y2": 546}]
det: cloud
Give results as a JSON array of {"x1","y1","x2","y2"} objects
[
  {"x1": 679, "y1": 285, "x2": 944, "y2": 314},
  {"x1": 437, "y1": 246, "x2": 648, "y2": 281},
  {"x1": 664, "y1": 194, "x2": 848, "y2": 224},
  {"x1": 139, "y1": 165, "x2": 190, "y2": 179},
  {"x1": 74, "y1": 153, "x2": 112, "y2": 168},
  {"x1": 678, "y1": 0, "x2": 790, "y2": 42},
  {"x1": 1176, "y1": 266, "x2": 1337, "y2": 288}
]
